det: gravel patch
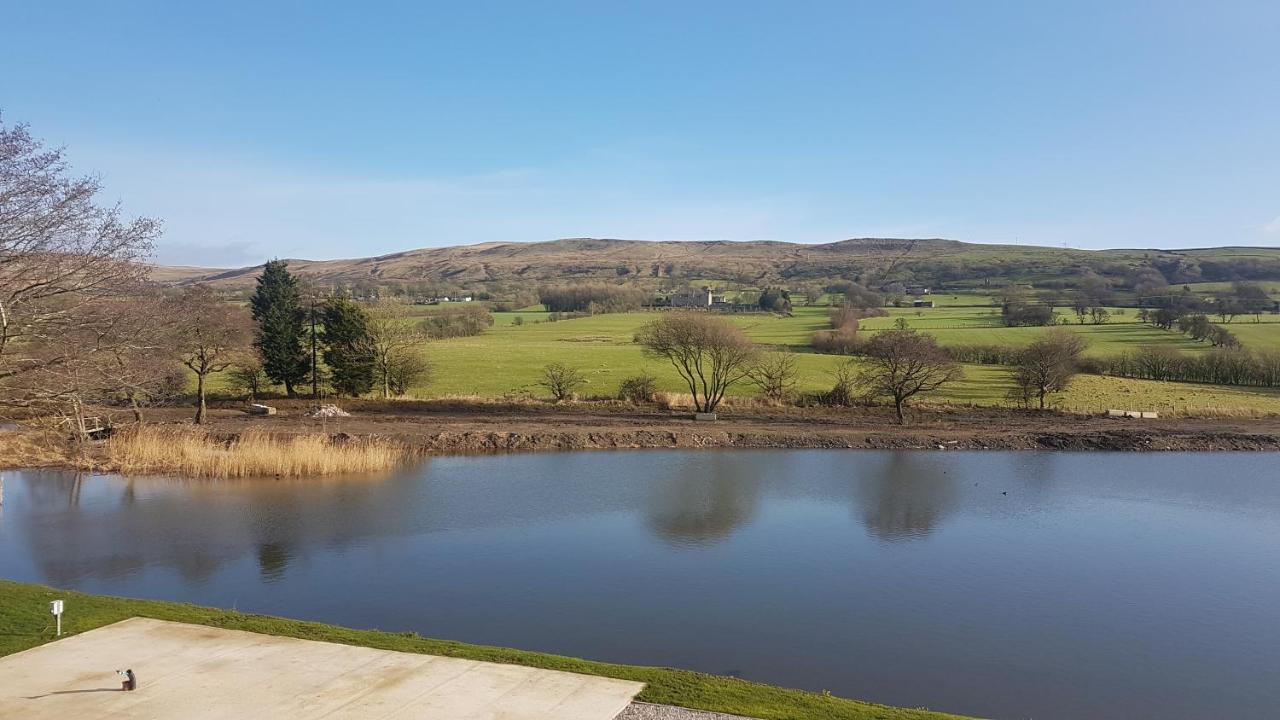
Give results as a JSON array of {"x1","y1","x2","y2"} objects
[{"x1": 615, "y1": 701, "x2": 760, "y2": 720}]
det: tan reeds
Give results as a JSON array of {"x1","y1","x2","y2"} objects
[{"x1": 107, "y1": 426, "x2": 406, "y2": 478}]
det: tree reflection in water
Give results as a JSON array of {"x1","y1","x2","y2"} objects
[
  {"x1": 853, "y1": 453, "x2": 957, "y2": 542},
  {"x1": 646, "y1": 453, "x2": 761, "y2": 547},
  {"x1": 256, "y1": 542, "x2": 293, "y2": 582}
]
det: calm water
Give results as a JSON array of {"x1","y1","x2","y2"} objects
[{"x1": 2, "y1": 451, "x2": 1279, "y2": 719}]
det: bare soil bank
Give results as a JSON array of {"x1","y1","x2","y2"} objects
[
  {"x1": 7, "y1": 401, "x2": 1280, "y2": 472},
  {"x1": 135, "y1": 401, "x2": 1280, "y2": 453}
]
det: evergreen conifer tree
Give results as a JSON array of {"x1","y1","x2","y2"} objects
[
  {"x1": 249, "y1": 260, "x2": 309, "y2": 396},
  {"x1": 320, "y1": 297, "x2": 376, "y2": 396}
]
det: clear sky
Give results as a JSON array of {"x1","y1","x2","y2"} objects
[{"x1": 3, "y1": 1, "x2": 1278, "y2": 266}]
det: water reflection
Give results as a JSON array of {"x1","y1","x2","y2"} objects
[
  {"x1": 6, "y1": 452, "x2": 1280, "y2": 720},
  {"x1": 12, "y1": 471, "x2": 428, "y2": 586},
  {"x1": 646, "y1": 453, "x2": 761, "y2": 546},
  {"x1": 256, "y1": 542, "x2": 292, "y2": 582},
  {"x1": 852, "y1": 453, "x2": 956, "y2": 542}
]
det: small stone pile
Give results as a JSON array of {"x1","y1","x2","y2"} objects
[{"x1": 306, "y1": 404, "x2": 351, "y2": 418}]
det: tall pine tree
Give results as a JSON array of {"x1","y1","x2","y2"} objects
[
  {"x1": 320, "y1": 296, "x2": 375, "y2": 396},
  {"x1": 250, "y1": 260, "x2": 309, "y2": 396}
]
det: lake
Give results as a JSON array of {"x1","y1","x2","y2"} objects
[{"x1": 2, "y1": 450, "x2": 1279, "y2": 719}]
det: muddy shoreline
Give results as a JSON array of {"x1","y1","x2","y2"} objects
[{"x1": 6, "y1": 400, "x2": 1280, "y2": 472}]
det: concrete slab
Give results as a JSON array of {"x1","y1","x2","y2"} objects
[{"x1": 0, "y1": 617, "x2": 644, "y2": 720}]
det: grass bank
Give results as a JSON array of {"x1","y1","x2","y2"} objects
[
  {"x1": 0, "y1": 580, "x2": 969, "y2": 720},
  {"x1": 105, "y1": 426, "x2": 407, "y2": 477}
]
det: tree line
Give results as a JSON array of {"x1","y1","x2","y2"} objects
[
  {"x1": 0, "y1": 117, "x2": 465, "y2": 428},
  {"x1": 539, "y1": 284, "x2": 650, "y2": 313}
]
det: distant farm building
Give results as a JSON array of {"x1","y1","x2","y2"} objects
[
  {"x1": 416, "y1": 295, "x2": 474, "y2": 305},
  {"x1": 670, "y1": 288, "x2": 713, "y2": 308}
]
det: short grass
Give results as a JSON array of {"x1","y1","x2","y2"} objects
[
  {"x1": 407, "y1": 311, "x2": 1280, "y2": 413},
  {"x1": 0, "y1": 580, "x2": 967, "y2": 720},
  {"x1": 1182, "y1": 280, "x2": 1280, "y2": 294},
  {"x1": 860, "y1": 306, "x2": 1280, "y2": 355},
  {"x1": 203, "y1": 305, "x2": 1280, "y2": 413}
]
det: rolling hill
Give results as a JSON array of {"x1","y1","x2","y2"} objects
[{"x1": 153, "y1": 238, "x2": 1280, "y2": 291}]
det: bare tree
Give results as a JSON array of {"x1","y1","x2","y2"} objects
[
  {"x1": 101, "y1": 292, "x2": 186, "y2": 422},
  {"x1": 0, "y1": 290, "x2": 180, "y2": 435},
  {"x1": 227, "y1": 360, "x2": 271, "y2": 402},
  {"x1": 746, "y1": 349, "x2": 798, "y2": 403},
  {"x1": 1008, "y1": 329, "x2": 1087, "y2": 410},
  {"x1": 1, "y1": 119, "x2": 160, "y2": 407},
  {"x1": 858, "y1": 330, "x2": 962, "y2": 423},
  {"x1": 539, "y1": 362, "x2": 586, "y2": 401},
  {"x1": 825, "y1": 360, "x2": 859, "y2": 406},
  {"x1": 173, "y1": 286, "x2": 251, "y2": 423},
  {"x1": 635, "y1": 313, "x2": 757, "y2": 414},
  {"x1": 366, "y1": 299, "x2": 425, "y2": 399}
]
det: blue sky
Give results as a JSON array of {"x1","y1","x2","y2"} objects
[{"x1": 3, "y1": 1, "x2": 1278, "y2": 266}]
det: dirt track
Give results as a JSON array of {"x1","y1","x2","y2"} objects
[{"x1": 137, "y1": 399, "x2": 1280, "y2": 454}]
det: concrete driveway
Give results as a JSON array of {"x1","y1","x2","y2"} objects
[{"x1": 0, "y1": 617, "x2": 644, "y2": 719}]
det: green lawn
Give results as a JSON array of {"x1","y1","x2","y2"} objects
[{"x1": 0, "y1": 580, "x2": 967, "y2": 720}]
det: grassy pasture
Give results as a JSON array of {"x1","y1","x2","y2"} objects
[
  {"x1": 202, "y1": 301, "x2": 1280, "y2": 413},
  {"x1": 1182, "y1": 280, "x2": 1280, "y2": 294},
  {"x1": 406, "y1": 310, "x2": 1280, "y2": 413},
  {"x1": 860, "y1": 305, "x2": 1280, "y2": 355}
]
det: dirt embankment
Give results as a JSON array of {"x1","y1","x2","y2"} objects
[
  {"x1": 6, "y1": 400, "x2": 1280, "y2": 472},
  {"x1": 14, "y1": 399, "x2": 1280, "y2": 468}
]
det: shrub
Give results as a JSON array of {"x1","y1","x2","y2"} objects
[
  {"x1": 945, "y1": 344, "x2": 1023, "y2": 365},
  {"x1": 814, "y1": 360, "x2": 859, "y2": 406},
  {"x1": 617, "y1": 373, "x2": 659, "y2": 403},
  {"x1": 825, "y1": 281, "x2": 883, "y2": 309},
  {"x1": 420, "y1": 306, "x2": 494, "y2": 339},
  {"x1": 1001, "y1": 302, "x2": 1054, "y2": 327},
  {"x1": 828, "y1": 305, "x2": 885, "y2": 329},
  {"x1": 540, "y1": 362, "x2": 587, "y2": 401},
  {"x1": 226, "y1": 361, "x2": 272, "y2": 401},
  {"x1": 746, "y1": 350, "x2": 798, "y2": 402},
  {"x1": 811, "y1": 328, "x2": 863, "y2": 354},
  {"x1": 385, "y1": 352, "x2": 429, "y2": 396}
]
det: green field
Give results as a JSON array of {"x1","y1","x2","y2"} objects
[
  {"x1": 0, "y1": 580, "x2": 966, "y2": 720},
  {"x1": 1183, "y1": 280, "x2": 1280, "y2": 294},
  {"x1": 202, "y1": 301, "x2": 1280, "y2": 414},
  {"x1": 859, "y1": 305, "x2": 1280, "y2": 356},
  {"x1": 398, "y1": 309, "x2": 1280, "y2": 413}
]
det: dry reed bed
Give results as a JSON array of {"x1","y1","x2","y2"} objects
[{"x1": 107, "y1": 426, "x2": 407, "y2": 478}]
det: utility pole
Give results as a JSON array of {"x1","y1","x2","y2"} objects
[{"x1": 310, "y1": 294, "x2": 319, "y2": 401}]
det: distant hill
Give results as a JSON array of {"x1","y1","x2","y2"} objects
[{"x1": 152, "y1": 238, "x2": 1280, "y2": 291}]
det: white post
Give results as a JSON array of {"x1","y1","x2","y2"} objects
[{"x1": 50, "y1": 599, "x2": 64, "y2": 637}]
